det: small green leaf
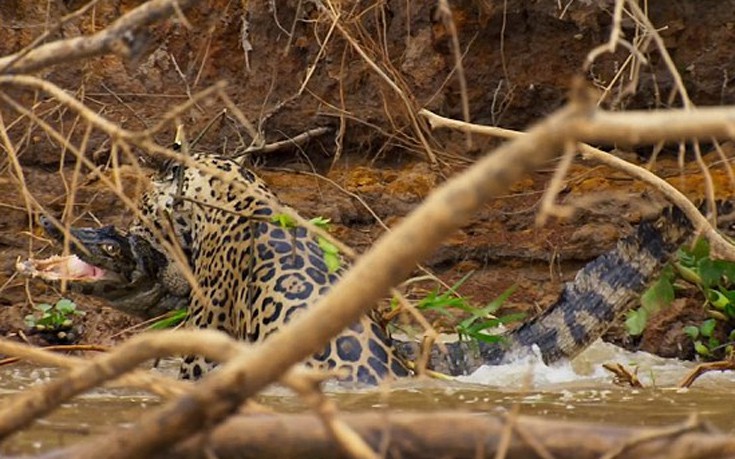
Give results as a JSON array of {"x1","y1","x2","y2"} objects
[
  {"x1": 55, "y1": 299, "x2": 76, "y2": 314},
  {"x1": 314, "y1": 236, "x2": 341, "y2": 273},
  {"x1": 271, "y1": 214, "x2": 297, "y2": 229},
  {"x1": 708, "y1": 289, "x2": 730, "y2": 310},
  {"x1": 684, "y1": 325, "x2": 700, "y2": 339},
  {"x1": 317, "y1": 236, "x2": 339, "y2": 255},
  {"x1": 625, "y1": 308, "x2": 648, "y2": 336},
  {"x1": 723, "y1": 289, "x2": 735, "y2": 304},
  {"x1": 725, "y1": 303, "x2": 735, "y2": 319},
  {"x1": 698, "y1": 258, "x2": 726, "y2": 289},
  {"x1": 465, "y1": 331, "x2": 503, "y2": 344},
  {"x1": 24, "y1": 315, "x2": 37, "y2": 327},
  {"x1": 461, "y1": 318, "x2": 502, "y2": 334},
  {"x1": 480, "y1": 285, "x2": 517, "y2": 315},
  {"x1": 641, "y1": 276, "x2": 674, "y2": 314},
  {"x1": 309, "y1": 216, "x2": 331, "y2": 229},
  {"x1": 447, "y1": 271, "x2": 475, "y2": 293},
  {"x1": 677, "y1": 248, "x2": 696, "y2": 267},
  {"x1": 694, "y1": 340, "x2": 710, "y2": 356},
  {"x1": 708, "y1": 309, "x2": 729, "y2": 322},
  {"x1": 148, "y1": 309, "x2": 188, "y2": 330},
  {"x1": 36, "y1": 316, "x2": 54, "y2": 326},
  {"x1": 720, "y1": 263, "x2": 735, "y2": 285},
  {"x1": 323, "y1": 252, "x2": 341, "y2": 273},
  {"x1": 674, "y1": 264, "x2": 702, "y2": 285},
  {"x1": 36, "y1": 303, "x2": 53, "y2": 312},
  {"x1": 497, "y1": 312, "x2": 526, "y2": 324},
  {"x1": 700, "y1": 318, "x2": 716, "y2": 338},
  {"x1": 689, "y1": 238, "x2": 711, "y2": 262}
]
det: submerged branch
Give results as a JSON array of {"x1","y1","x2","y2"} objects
[{"x1": 37, "y1": 411, "x2": 731, "y2": 459}]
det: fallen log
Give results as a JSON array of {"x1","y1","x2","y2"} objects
[{"x1": 98, "y1": 411, "x2": 735, "y2": 459}]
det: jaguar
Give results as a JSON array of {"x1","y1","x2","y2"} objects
[{"x1": 21, "y1": 152, "x2": 706, "y2": 383}]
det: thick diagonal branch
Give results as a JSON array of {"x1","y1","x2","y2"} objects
[{"x1": 57, "y1": 101, "x2": 585, "y2": 459}]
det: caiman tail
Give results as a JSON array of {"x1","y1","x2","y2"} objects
[{"x1": 396, "y1": 206, "x2": 697, "y2": 376}]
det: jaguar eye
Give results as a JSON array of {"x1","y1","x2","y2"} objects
[{"x1": 101, "y1": 243, "x2": 120, "y2": 256}]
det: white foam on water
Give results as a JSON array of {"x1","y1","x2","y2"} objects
[{"x1": 457, "y1": 339, "x2": 712, "y2": 390}]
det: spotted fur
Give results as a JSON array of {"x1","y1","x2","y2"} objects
[{"x1": 131, "y1": 154, "x2": 411, "y2": 383}]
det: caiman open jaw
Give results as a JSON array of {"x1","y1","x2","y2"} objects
[
  {"x1": 19, "y1": 218, "x2": 138, "y2": 286},
  {"x1": 16, "y1": 217, "x2": 189, "y2": 320},
  {"x1": 17, "y1": 254, "x2": 113, "y2": 283}
]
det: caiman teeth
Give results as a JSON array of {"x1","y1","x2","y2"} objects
[{"x1": 16, "y1": 254, "x2": 106, "y2": 282}]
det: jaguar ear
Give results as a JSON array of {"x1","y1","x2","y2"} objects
[
  {"x1": 157, "y1": 125, "x2": 188, "y2": 175},
  {"x1": 159, "y1": 158, "x2": 178, "y2": 174},
  {"x1": 145, "y1": 125, "x2": 186, "y2": 174}
]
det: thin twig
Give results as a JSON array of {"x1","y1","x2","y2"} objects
[
  {"x1": 240, "y1": 126, "x2": 332, "y2": 155},
  {"x1": 625, "y1": 0, "x2": 718, "y2": 221},
  {"x1": 288, "y1": 371, "x2": 380, "y2": 459},
  {"x1": 318, "y1": 1, "x2": 438, "y2": 166},
  {"x1": 437, "y1": 0, "x2": 473, "y2": 150}
]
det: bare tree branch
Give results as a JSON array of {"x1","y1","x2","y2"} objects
[
  {"x1": 0, "y1": 330, "x2": 239, "y2": 441},
  {"x1": 421, "y1": 107, "x2": 735, "y2": 144},
  {"x1": 0, "y1": 339, "x2": 190, "y2": 399},
  {"x1": 0, "y1": 0, "x2": 199, "y2": 74},
  {"x1": 420, "y1": 108, "x2": 735, "y2": 261}
]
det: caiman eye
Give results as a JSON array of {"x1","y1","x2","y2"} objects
[{"x1": 101, "y1": 243, "x2": 120, "y2": 257}]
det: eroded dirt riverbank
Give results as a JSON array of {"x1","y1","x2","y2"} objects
[{"x1": 1, "y1": 1, "x2": 734, "y2": 359}]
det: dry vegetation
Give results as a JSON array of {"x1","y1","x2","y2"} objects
[{"x1": 1, "y1": 0, "x2": 735, "y2": 458}]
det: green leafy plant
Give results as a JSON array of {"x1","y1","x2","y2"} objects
[
  {"x1": 628, "y1": 238, "x2": 735, "y2": 359},
  {"x1": 684, "y1": 319, "x2": 720, "y2": 357},
  {"x1": 410, "y1": 272, "x2": 524, "y2": 344},
  {"x1": 24, "y1": 298, "x2": 85, "y2": 330},
  {"x1": 272, "y1": 214, "x2": 342, "y2": 273}
]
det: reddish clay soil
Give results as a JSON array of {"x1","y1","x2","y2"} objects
[{"x1": 1, "y1": 1, "x2": 734, "y2": 358}]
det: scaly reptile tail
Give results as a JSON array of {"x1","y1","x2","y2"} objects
[{"x1": 396, "y1": 205, "x2": 701, "y2": 375}]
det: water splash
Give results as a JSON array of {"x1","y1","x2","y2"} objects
[{"x1": 458, "y1": 339, "x2": 712, "y2": 390}]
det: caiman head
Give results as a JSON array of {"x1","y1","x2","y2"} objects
[{"x1": 16, "y1": 216, "x2": 189, "y2": 320}]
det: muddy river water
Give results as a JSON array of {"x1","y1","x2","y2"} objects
[{"x1": 1, "y1": 341, "x2": 734, "y2": 454}]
